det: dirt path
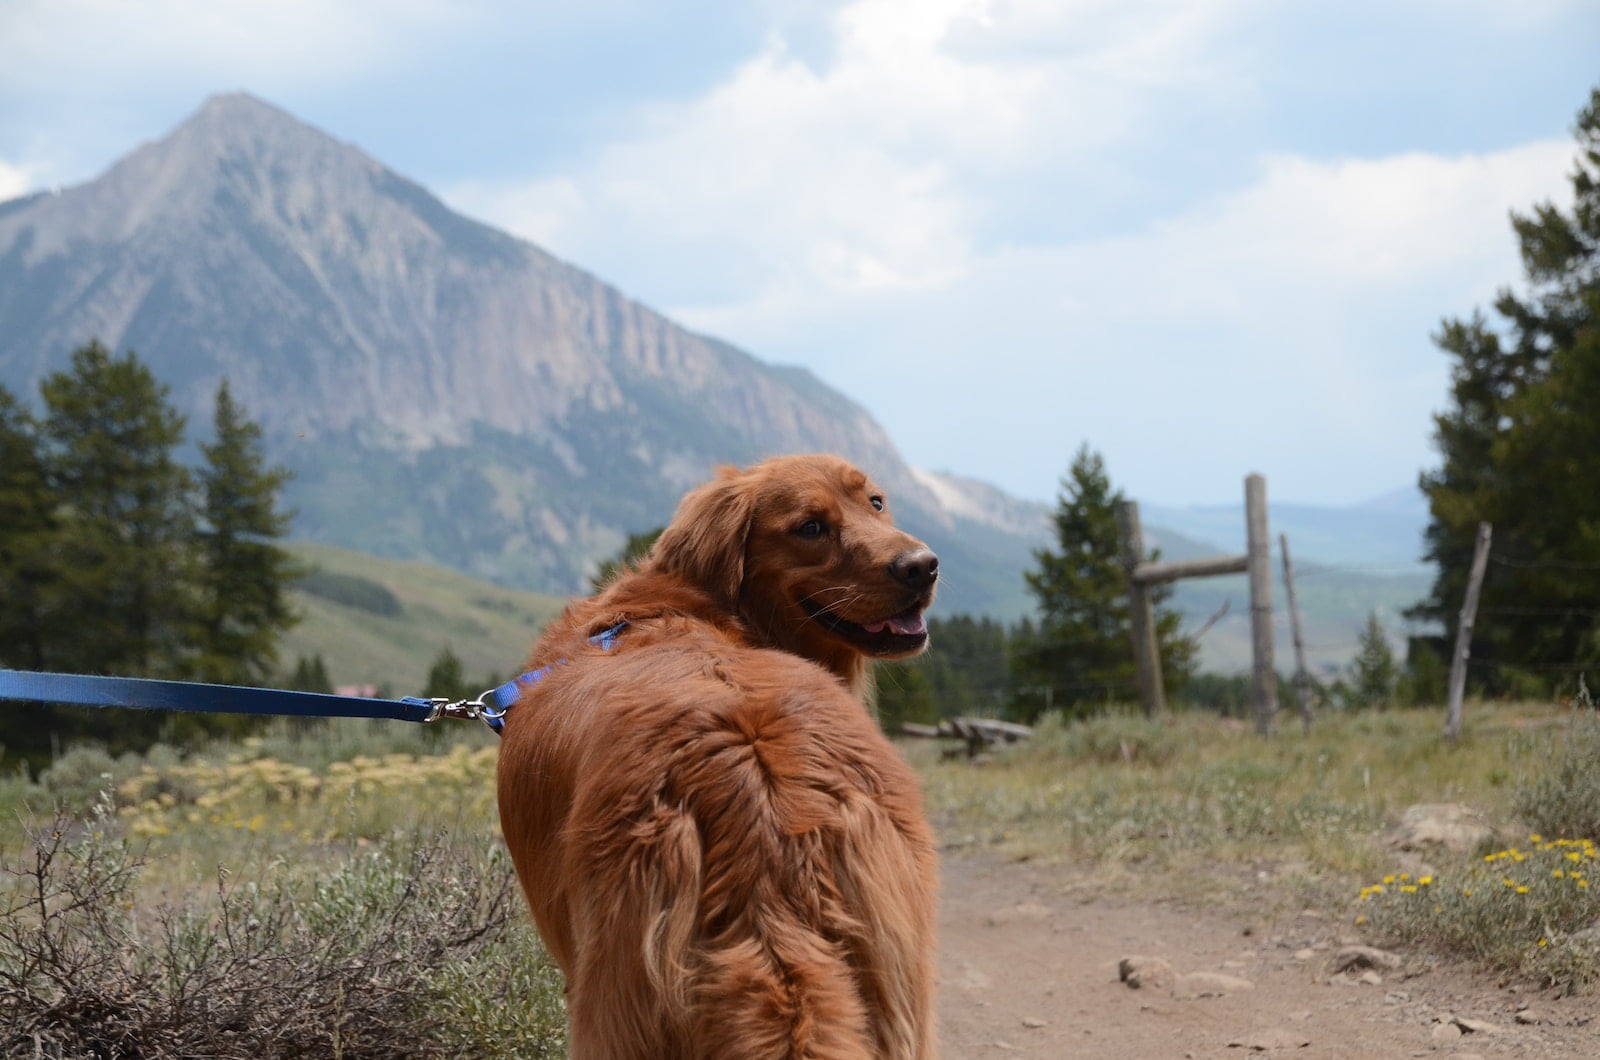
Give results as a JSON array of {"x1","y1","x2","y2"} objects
[{"x1": 937, "y1": 852, "x2": 1600, "y2": 1058}]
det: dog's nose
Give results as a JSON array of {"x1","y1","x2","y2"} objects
[{"x1": 889, "y1": 547, "x2": 939, "y2": 590}]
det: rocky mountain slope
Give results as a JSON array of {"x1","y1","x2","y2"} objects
[{"x1": 0, "y1": 93, "x2": 1041, "y2": 615}]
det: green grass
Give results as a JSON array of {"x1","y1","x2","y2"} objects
[
  {"x1": 916, "y1": 707, "x2": 1518, "y2": 877},
  {"x1": 281, "y1": 541, "x2": 567, "y2": 693}
]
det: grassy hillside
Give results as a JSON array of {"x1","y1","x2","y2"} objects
[
  {"x1": 279, "y1": 542, "x2": 568, "y2": 695},
  {"x1": 276, "y1": 536, "x2": 1428, "y2": 693}
]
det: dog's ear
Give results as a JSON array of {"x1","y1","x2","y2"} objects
[{"x1": 650, "y1": 465, "x2": 756, "y2": 607}]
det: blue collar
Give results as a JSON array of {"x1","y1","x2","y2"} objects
[{"x1": 475, "y1": 621, "x2": 628, "y2": 733}]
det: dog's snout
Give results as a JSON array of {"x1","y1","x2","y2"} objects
[{"x1": 889, "y1": 547, "x2": 939, "y2": 590}]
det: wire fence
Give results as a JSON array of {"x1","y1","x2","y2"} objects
[
  {"x1": 915, "y1": 539, "x2": 1600, "y2": 715},
  {"x1": 1178, "y1": 544, "x2": 1600, "y2": 665}
]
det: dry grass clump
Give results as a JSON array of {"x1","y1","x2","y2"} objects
[
  {"x1": 911, "y1": 708, "x2": 1430, "y2": 889},
  {"x1": 1513, "y1": 712, "x2": 1600, "y2": 840},
  {"x1": 0, "y1": 798, "x2": 565, "y2": 1058},
  {"x1": 115, "y1": 741, "x2": 500, "y2": 843}
]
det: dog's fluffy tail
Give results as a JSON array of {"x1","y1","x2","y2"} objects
[{"x1": 566, "y1": 703, "x2": 935, "y2": 1059}]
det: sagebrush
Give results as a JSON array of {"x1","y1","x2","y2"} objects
[{"x1": 0, "y1": 800, "x2": 565, "y2": 1058}]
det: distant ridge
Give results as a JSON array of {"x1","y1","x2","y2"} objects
[{"x1": 0, "y1": 93, "x2": 1040, "y2": 615}]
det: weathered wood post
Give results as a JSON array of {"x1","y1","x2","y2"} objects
[
  {"x1": 1118, "y1": 475, "x2": 1273, "y2": 723},
  {"x1": 1445, "y1": 521, "x2": 1492, "y2": 742},
  {"x1": 1117, "y1": 499, "x2": 1166, "y2": 717},
  {"x1": 1245, "y1": 474, "x2": 1277, "y2": 735},
  {"x1": 1279, "y1": 532, "x2": 1313, "y2": 732}
]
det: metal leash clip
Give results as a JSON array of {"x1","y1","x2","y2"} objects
[
  {"x1": 419, "y1": 692, "x2": 488, "y2": 724},
  {"x1": 415, "y1": 686, "x2": 512, "y2": 730}
]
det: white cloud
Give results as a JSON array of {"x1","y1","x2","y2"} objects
[
  {"x1": 437, "y1": 0, "x2": 1582, "y2": 505},
  {"x1": 445, "y1": 0, "x2": 1256, "y2": 310},
  {"x1": 0, "y1": 161, "x2": 32, "y2": 200},
  {"x1": 655, "y1": 137, "x2": 1575, "y2": 505}
]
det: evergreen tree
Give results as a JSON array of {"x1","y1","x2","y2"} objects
[
  {"x1": 1011, "y1": 444, "x2": 1195, "y2": 721},
  {"x1": 288, "y1": 654, "x2": 334, "y2": 694},
  {"x1": 284, "y1": 654, "x2": 334, "y2": 740},
  {"x1": 0, "y1": 386, "x2": 58, "y2": 671},
  {"x1": 918, "y1": 615, "x2": 1010, "y2": 718},
  {"x1": 1351, "y1": 612, "x2": 1398, "y2": 709},
  {"x1": 1414, "y1": 85, "x2": 1600, "y2": 693},
  {"x1": 591, "y1": 528, "x2": 665, "y2": 590},
  {"x1": 874, "y1": 660, "x2": 939, "y2": 733},
  {"x1": 192, "y1": 380, "x2": 302, "y2": 685},
  {"x1": 424, "y1": 645, "x2": 469, "y2": 703},
  {"x1": 39, "y1": 342, "x2": 195, "y2": 678}
]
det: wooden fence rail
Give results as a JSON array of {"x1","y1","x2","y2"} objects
[{"x1": 1118, "y1": 473, "x2": 1278, "y2": 734}]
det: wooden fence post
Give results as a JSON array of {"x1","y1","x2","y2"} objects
[
  {"x1": 1445, "y1": 522, "x2": 1492, "y2": 742},
  {"x1": 1279, "y1": 532, "x2": 1313, "y2": 732},
  {"x1": 1245, "y1": 474, "x2": 1277, "y2": 735},
  {"x1": 1117, "y1": 499, "x2": 1166, "y2": 717}
]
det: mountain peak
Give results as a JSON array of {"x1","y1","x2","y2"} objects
[
  {"x1": 1, "y1": 92, "x2": 376, "y2": 258},
  {"x1": 168, "y1": 92, "x2": 354, "y2": 168},
  {"x1": 0, "y1": 94, "x2": 1029, "y2": 609},
  {"x1": 195, "y1": 90, "x2": 290, "y2": 121}
]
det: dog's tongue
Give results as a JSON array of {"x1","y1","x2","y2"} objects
[{"x1": 864, "y1": 611, "x2": 927, "y2": 636}]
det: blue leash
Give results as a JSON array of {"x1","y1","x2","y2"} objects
[
  {"x1": 0, "y1": 622, "x2": 628, "y2": 736},
  {"x1": 0, "y1": 669, "x2": 445, "y2": 723}
]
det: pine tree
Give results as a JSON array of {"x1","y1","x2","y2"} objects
[
  {"x1": 1414, "y1": 85, "x2": 1600, "y2": 692},
  {"x1": 1351, "y1": 612, "x2": 1398, "y2": 709},
  {"x1": 1011, "y1": 444, "x2": 1194, "y2": 721},
  {"x1": 288, "y1": 654, "x2": 334, "y2": 694},
  {"x1": 591, "y1": 528, "x2": 665, "y2": 590},
  {"x1": 0, "y1": 385, "x2": 58, "y2": 671},
  {"x1": 39, "y1": 342, "x2": 195, "y2": 679},
  {"x1": 424, "y1": 645, "x2": 469, "y2": 703},
  {"x1": 874, "y1": 660, "x2": 939, "y2": 733},
  {"x1": 192, "y1": 380, "x2": 302, "y2": 685}
]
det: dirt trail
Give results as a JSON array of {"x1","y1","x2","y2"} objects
[{"x1": 937, "y1": 852, "x2": 1600, "y2": 1058}]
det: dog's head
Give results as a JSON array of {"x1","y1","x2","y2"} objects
[{"x1": 651, "y1": 454, "x2": 938, "y2": 683}]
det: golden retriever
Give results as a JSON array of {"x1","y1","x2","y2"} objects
[{"x1": 496, "y1": 454, "x2": 940, "y2": 1059}]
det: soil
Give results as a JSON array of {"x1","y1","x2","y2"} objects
[{"x1": 936, "y1": 851, "x2": 1600, "y2": 1058}]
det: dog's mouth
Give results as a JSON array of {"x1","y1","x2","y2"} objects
[{"x1": 800, "y1": 597, "x2": 931, "y2": 656}]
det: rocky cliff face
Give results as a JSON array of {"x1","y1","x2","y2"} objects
[{"x1": 0, "y1": 94, "x2": 1043, "y2": 611}]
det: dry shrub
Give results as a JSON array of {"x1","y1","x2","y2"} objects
[
  {"x1": 1514, "y1": 712, "x2": 1600, "y2": 840},
  {"x1": 0, "y1": 801, "x2": 565, "y2": 1058}
]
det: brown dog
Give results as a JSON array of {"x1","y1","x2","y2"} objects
[{"x1": 496, "y1": 454, "x2": 940, "y2": 1059}]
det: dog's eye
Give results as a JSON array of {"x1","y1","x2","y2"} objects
[
  {"x1": 795, "y1": 519, "x2": 826, "y2": 539},
  {"x1": 869, "y1": 495, "x2": 884, "y2": 512}
]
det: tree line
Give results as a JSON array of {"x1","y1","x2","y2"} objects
[
  {"x1": 0, "y1": 342, "x2": 301, "y2": 765},
  {"x1": 875, "y1": 444, "x2": 1199, "y2": 730},
  {"x1": 1410, "y1": 85, "x2": 1600, "y2": 698}
]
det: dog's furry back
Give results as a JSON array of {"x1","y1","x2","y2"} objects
[
  {"x1": 496, "y1": 582, "x2": 938, "y2": 1058},
  {"x1": 497, "y1": 455, "x2": 939, "y2": 1058}
]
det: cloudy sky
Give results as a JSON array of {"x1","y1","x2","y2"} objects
[{"x1": 1, "y1": 1, "x2": 1594, "y2": 508}]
